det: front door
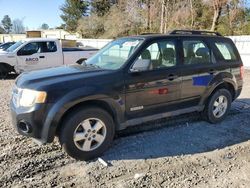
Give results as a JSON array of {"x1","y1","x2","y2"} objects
[
  {"x1": 125, "y1": 39, "x2": 182, "y2": 119},
  {"x1": 17, "y1": 42, "x2": 42, "y2": 71},
  {"x1": 16, "y1": 41, "x2": 59, "y2": 72}
]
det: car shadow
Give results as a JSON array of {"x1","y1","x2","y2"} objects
[
  {"x1": 0, "y1": 73, "x2": 18, "y2": 80},
  {"x1": 102, "y1": 98, "x2": 250, "y2": 161}
]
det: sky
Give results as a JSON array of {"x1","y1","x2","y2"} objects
[{"x1": 0, "y1": 0, "x2": 65, "y2": 30}]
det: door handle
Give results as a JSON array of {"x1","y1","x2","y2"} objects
[
  {"x1": 168, "y1": 74, "x2": 178, "y2": 81},
  {"x1": 39, "y1": 56, "x2": 45, "y2": 58}
]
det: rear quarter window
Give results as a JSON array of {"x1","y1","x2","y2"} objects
[{"x1": 215, "y1": 41, "x2": 238, "y2": 61}]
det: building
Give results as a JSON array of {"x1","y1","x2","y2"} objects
[
  {"x1": 0, "y1": 33, "x2": 26, "y2": 43},
  {"x1": 0, "y1": 29, "x2": 80, "y2": 43}
]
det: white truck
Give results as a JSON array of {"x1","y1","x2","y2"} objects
[{"x1": 0, "y1": 38, "x2": 98, "y2": 77}]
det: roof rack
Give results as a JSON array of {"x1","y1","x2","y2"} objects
[
  {"x1": 169, "y1": 30, "x2": 222, "y2": 36},
  {"x1": 140, "y1": 32, "x2": 160, "y2": 35}
]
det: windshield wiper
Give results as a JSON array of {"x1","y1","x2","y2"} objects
[
  {"x1": 81, "y1": 61, "x2": 102, "y2": 69},
  {"x1": 87, "y1": 64, "x2": 101, "y2": 69}
]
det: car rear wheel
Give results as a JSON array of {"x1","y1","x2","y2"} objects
[
  {"x1": 204, "y1": 89, "x2": 232, "y2": 123},
  {"x1": 59, "y1": 107, "x2": 115, "y2": 161}
]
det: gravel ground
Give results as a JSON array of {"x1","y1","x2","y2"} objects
[{"x1": 0, "y1": 71, "x2": 250, "y2": 188}]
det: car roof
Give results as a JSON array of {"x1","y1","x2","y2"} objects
[
  {"x1": 123, "y1": 30, "x2": 225, "y2": 40},
  {"x1": 130, "y1": 34, "x2": 224, "y2": 40},
  {"x1": 22, "y1": 38, "x2": 58, "y2": 42}
]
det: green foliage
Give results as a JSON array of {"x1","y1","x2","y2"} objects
[
  {"x1": 56, "y1": 24, "x2": 66, "y2": 30},
  {"x1": 41, "y1": 23, "x2": 49, "y2": 30},
  {"x1": 1, "y1": 15, "x2": 12, "y2": 33},
  {"x1": 77, "y1": 14, "x2": 105, "y2": 38},
  {"x1": 0, "y1": 26, "x2": 5, "y2": 34},
  {"x1": 60, "y1": 0, "x2": 89, "y2": 32},
  {"x1": 75, "y1": 0, "x2": 250, "y2": 38},
  {"x1": 91, "y1": 0, "x2": 111, "y2": 17}
]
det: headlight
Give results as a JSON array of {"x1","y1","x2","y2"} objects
[{"x1": 19, "y1": 89, "x2": 47, "y2": 107}]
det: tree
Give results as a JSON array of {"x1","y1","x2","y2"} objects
[
  {"x1": 1, "y1": 15, "x2": 12, "y2": 33},
  {"x1": 209, "y1": 0, "x2": 228, "y2": 31},
  {"x1": 56, "y1": 24, "x2": 66, "y2": 30},
  {"x1": 76, "y1": 0, "x2": 250, "y2": 38},
  {"x1": 60, "y1": 0, "x2": 89, "y2": 32},
  {"x1": 12, "y1": 19, "x2": 25, "y2": 34},
  {"x1": 77, "y1": 14, "x2": 105, "y2": 38},
  {"x1": 0, "y1": 26, "x2": 5, "y2": 34},
  {"x1": 41, "y1": 23, "x2": 49, "y2": 30},
  {"x1": 91, "y1": 0, "x2": 111, "y2": 17}
]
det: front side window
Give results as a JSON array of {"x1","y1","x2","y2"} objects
[
  {"x1": 18, "y1": 42, "x2": 39, "y2": 56},
  {"x1": 215, "y1": 42, "x2": 237, "y2": 61},
  {"x1": 137, "y1": 40, "x2": 177, "y2": 70},
  {"x1": 17, "y1": 41, "x2": 57, "y2": 56},
  {"x1": 85, "y1": 38, "x2": 143, "y2": 70},
  {"x1": 183, "y1": 40, "x2": 212, "y2": 65}
]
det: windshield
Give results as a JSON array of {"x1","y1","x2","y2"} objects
[
  {"x1": 85, "y1": 38, "x2": 143, "y2": 70},
  {"x1": 0, "y1": 43, "x2": 13, "y2": 50},
  {"x1": 7, "y1": 41, "x2": 23, "y2": 52}
]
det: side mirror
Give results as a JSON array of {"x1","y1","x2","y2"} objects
[{"x1": 130, "y1": 59, "x2": 151, "y2": 72}]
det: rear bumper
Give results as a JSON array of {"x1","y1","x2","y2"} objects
[{"x1": 235, "y1": 87, "x2": 242, "y2": 100}]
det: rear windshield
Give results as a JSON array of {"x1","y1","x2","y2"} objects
[{"x1": 214, "y1": 41, "x2": 238, "y2": 61}]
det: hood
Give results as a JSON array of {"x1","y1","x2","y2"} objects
[
  {"x1": 16, "y1": 64, "x2": 110, "y2": 89},
  {"x1": 0, "y1": 51, "x2": 9, "y2": 54}
]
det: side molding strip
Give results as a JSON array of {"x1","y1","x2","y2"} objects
[{"x1": 121, "y1": 105, "x2": 204, "y2": 128}]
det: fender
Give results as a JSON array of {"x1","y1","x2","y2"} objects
[
  {"x1": 0, "y1": 62, "x2": 15, "y2": 73},
  {"x1": 41, "y1": 86, "x2": 125, "y2": 143},
  {"x1": 199, "y1": 72, "x2": 237, "y2": 106}
]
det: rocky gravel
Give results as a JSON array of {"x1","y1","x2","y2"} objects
[{"x1": 0, "y1": 71, "x2": 250, "y2": 188}]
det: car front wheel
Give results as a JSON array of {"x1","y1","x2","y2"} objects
[{"x1": 59, "y1": 107, "x2": 115, "y2": 161}]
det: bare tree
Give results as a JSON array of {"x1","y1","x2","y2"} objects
[
  {"x1": 190, "y1": 0, "x2": 194, "y2": 28},
  {"x1": 12, "y1": 19, "x2": 25, "y2": 34},
  {"x1": 160, "y1": 0, "x2": 165, "y2": 33},
  {"x1": 209, "y1": 0, "x2": 228, "y2": 31},
  {"x1": 146, "y1": 0, "x2": 151, "y2": 31}
]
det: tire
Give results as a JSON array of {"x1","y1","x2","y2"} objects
[
  {"x1": 203, "y1": 89, "x2": 232, "y2": 124},
  {"x1": 59, "y1": 107, "x2": 115, "y2": 161},
  {"x1": 0, "y1": 64, "x2": 9, "y2": 79}
]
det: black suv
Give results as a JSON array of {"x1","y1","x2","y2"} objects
[{"x1": 11, "y1": 30, "x2": 243, "y2": 160}]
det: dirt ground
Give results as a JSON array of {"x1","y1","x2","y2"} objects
[{"x1": 0, "y1": 71, "x2": 249, "y2": 188}]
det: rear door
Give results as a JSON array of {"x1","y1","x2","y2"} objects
[
  {"x1": 39, "y1": 41, "x2": 62, "y2": 68},
  {"x1": 179, "y1": 37, "x2": 218, "y2": 106},
  {"x1": 125, "y1": 39, "x2": 182, "y2": 118}
]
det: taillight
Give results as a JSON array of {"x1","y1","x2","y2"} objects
[{"x1": 240, "y1": 65, "x2": 244, "y2": 80}]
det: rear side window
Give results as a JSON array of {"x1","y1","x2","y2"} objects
[
  {"x1": 182, "y1": 40, "x2": 214, "y2": 65},
  {"x1": 40, "y1": 42, "x2": 57, "y2": 53},
  {"x1": 215, "y1": 42, "x2": 237, "y2": 61}
]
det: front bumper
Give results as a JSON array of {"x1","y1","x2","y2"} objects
[{"x1": 10, "y1": 101, "x2": 51, "y2": 144}]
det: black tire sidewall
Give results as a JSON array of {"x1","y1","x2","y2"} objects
[
  {"x1": 59, "y1": 107, "x2": 115, "y2": 161},
  {"x1": 206, "y1": 89, "x2": 232, "y2": 123}
]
